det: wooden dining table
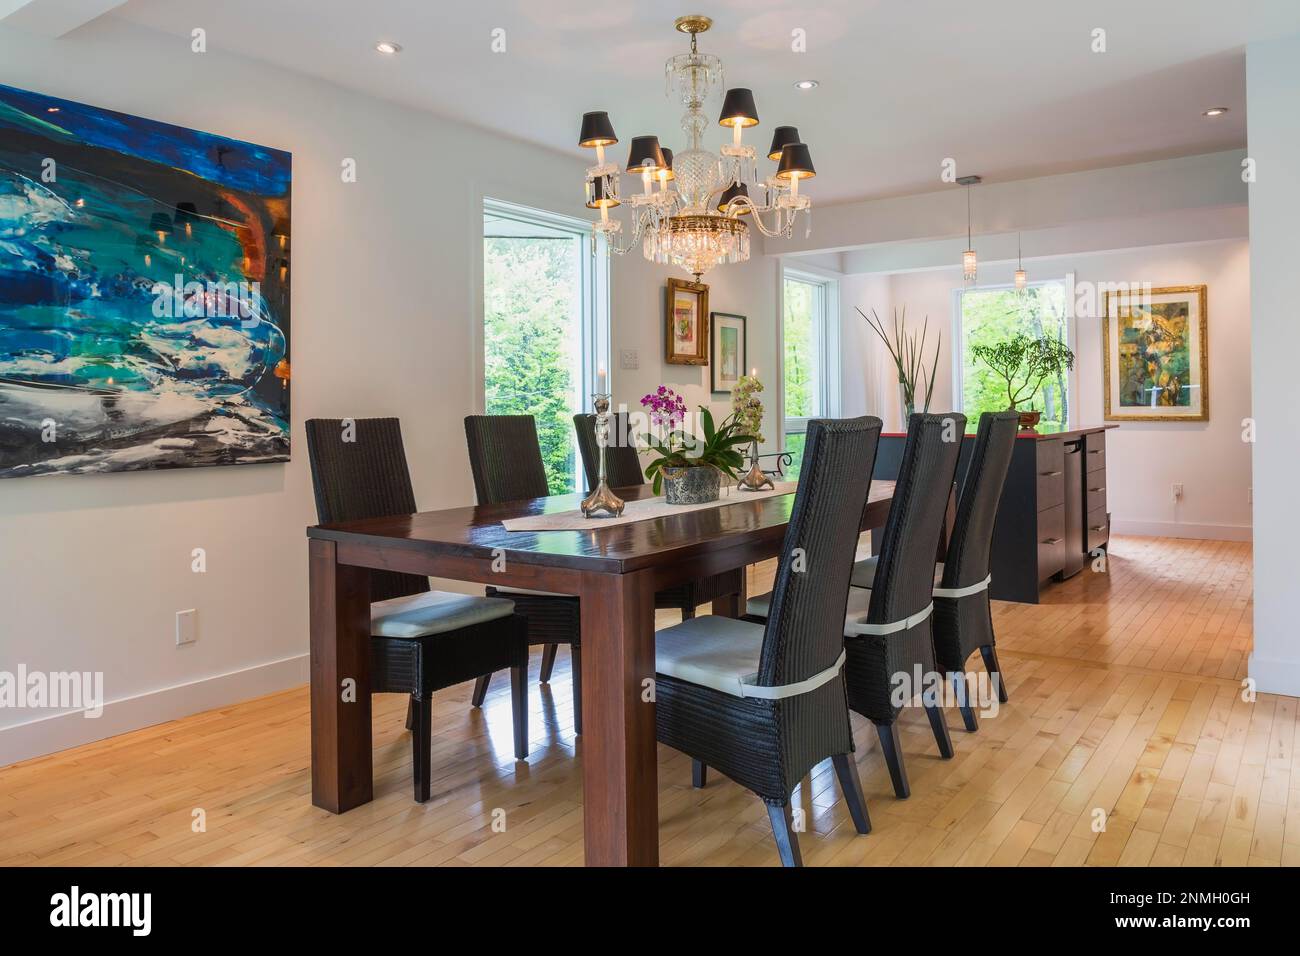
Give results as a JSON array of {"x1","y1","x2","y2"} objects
[{"x1": 306, "y1": 479, "x2": 896, "y2": 866}]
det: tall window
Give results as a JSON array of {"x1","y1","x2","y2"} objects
[
  {"x1": 956, "y1": 281, "x2": 1070, "y2": 429},
  {"x1": 782, "y1": 270, "x2": 837, "y2": 477},
  {"x1": 482, "y1": 199, "x2": 608, "y2": 493}
]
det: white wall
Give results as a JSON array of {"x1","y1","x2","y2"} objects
[
  {"x1": 770, "y1": 150, "x2": 1248, "y2": 257},
  {"x1": 1246, "y1": 34, "x2": 1300, "y2": 697},
  {"x1": 609, "y1": 253, "x2": 782, "y2": 458},
  {"x1": 0, "y1": 18, "x2": 785, "y2": 761},
  {"x1": 839, "y1": 240, "x2": 1253, "y2": 540}
]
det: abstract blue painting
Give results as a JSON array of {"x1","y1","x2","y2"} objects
[{"x1": 0, "y1": 83, "x2": 291, "y2": 478}]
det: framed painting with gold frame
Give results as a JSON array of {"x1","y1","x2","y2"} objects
[
  {"x1": 665, "y1": 278, "x2": 709, "y2": 365},
  {"x1": 1103, "y1": 284, "x2": 1208, "y2": 422}
]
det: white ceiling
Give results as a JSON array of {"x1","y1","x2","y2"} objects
[{"x1": 109, "y1": 0, "x2": 1300, "y2": 204}]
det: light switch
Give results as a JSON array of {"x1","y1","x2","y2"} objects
[
  {"x1": 176, "y1": 609, "x2": 197, "y2": 646},
  {"x1": 620, "y1": 349, "x2": 639, "y2": 370}
]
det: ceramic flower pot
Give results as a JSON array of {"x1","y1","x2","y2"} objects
[
  {"x1": 1016, "y1": 409, "x2": 1042, "y2": 430},
  {"x1": 662, "y1": 464, "x2": 721, "y2": 504}
]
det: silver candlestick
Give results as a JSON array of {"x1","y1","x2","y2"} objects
[
  {"x1": 581, "y1": 393, "x2": 626, "y2": 518},
  {"x1": 736, "y1": 439, "x2": 774, "y2": 491}
]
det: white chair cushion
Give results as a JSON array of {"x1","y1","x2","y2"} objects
[
  {"x1": 746, "y1": 586, "x2": 874, "y2": 630},
  {"x1": 849, "y1": 555, "x2": 943, "y2": 590},
  {"x1": 371, "y1": 591, "x2": 515, "y2": 639},
  {"x1": 655, "y1": 615, "x2": 766, "y2": 698},
  {"x1": 489, "y1": 585, "x2": 571, "y2": 598}
]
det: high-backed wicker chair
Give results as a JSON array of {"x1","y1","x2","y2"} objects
[
  {"x1": 574, "y1": 411, "x2": 644, "y2": 489},
  {"x1": 654, "y1": 416, "x2": 883, "y2": 866},
  {"x1": 463, "y1": 415, "x2": 583, "y2": 733},
  {"x1": 305, "y1": 417, "x2": 529, "y2": 802},
  {"x1": 574, "y1": 412, "x2": 746, "y2": 619},
  {"x1": 841, "y1": 412, "x2": 966, "y2": 799},
  {"x1": 934, "y1": 411, "x2": 1018, "y2": 731}
]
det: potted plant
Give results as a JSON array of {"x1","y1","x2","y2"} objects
[
  {"x1": 857, "y1": 307, "x2": 941, "y2": 427},
  {"x1": 970, "y1": 333, "x2": 1075, "y2": 429},
  {"x1": 731, "y1": 373, "x2": 772, "y2": 491},
  {"x1": 640, "y1": 387, "x2": 754, "y2": 504}
]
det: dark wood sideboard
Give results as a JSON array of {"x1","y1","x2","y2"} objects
[{"x1": 871, "y1": 424, "x2": 1116, "y2": 603}]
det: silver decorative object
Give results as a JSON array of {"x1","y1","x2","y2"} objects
[
  {"x1": 736, "y1": 440, "x2": 773, "y2": 491},
  {"x1": 581, "y1": 393, "x2": 626, "y2": 518}
]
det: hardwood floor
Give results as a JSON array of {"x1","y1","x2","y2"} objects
[{"x1": 3, "y1": 534, "x2": 1290, "y2": 867}]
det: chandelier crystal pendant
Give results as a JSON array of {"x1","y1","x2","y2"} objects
[{"x1": 576, "y1": 14, "x2": 815, "y2": 279}]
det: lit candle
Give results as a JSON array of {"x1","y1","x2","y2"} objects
[
  {"x1": 751, "y1": 367, "x2": 757, "y2": 378},
  {"x1": 597, "y1": 367, "x2": 607, "y2": 394}
]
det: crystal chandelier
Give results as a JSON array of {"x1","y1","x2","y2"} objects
[{"x1": 577, "y1": 14, "x2": 815, "y2": 280}]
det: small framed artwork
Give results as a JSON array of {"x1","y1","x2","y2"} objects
[
  {"x1": 665, "y1": 277, "x2": 709, "y2": 365},
  {"x1": 710, "y1": 312, "x2": 747, "y2": 393},
  {"x1": 1103, "y1": 284, "x2": 1208, "y2": 421}
]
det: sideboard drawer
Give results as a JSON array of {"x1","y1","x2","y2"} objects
[
  {"x1": 1085, "y1": 431, "x2": 1107, "y2": 474},
  {"x1": 1036, "y1": 439, "x2": 1065, "y2": 512},
  {"x1": 1037, "y1": 504, "x2": 1066, "y2": 580},
  {"x1": 1086, "y1": 476, "x2": 1108, "y2": 515},
  {"x1": 1086, "y1": 508, "x2": 1110, "y2": 552}
]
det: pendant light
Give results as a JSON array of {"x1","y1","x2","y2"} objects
[
  {"x1": 1015, "y1": 232, "x2": 1027, "y2": 290},
  {"x1": 958, "y1": 175, "x2": 980, "y2": 282}
]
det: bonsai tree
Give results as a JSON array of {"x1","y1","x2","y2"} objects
[{"x1": 971, "y1": 334, "x2": 1075, "y2": 411}]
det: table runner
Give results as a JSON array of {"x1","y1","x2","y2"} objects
[{"x1": 501, "y1": 481, "x2": 798, "y2": 532}]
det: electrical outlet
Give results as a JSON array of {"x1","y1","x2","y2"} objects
[
  {"x1": 176, "y1": 609, "x2": 197, "y2": 646},
  {"x1": 620, "y1": 348, "x2": 639, "y2": 370},
  {"x1": 1172, "y1": 483, "x2": 1183, "y2": 501}
]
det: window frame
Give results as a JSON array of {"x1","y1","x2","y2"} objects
[
  {"x1": 480, "y1": 198, "x2": 610, "y2": 490},
  {"x1": 951, "y1": 277, "x2": 1076, "y2": 429},
  {"x1": 779, "y1": 266, "x2": 841, "y2": 455}
]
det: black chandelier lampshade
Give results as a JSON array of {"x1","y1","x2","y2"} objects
[
  {"x1": 767, "y1": 125, "x2": 800, "y2": 161},
  {"x1": 776, "y1": 143, "x2": 816, "y2": 180},
  {"x1": 585, "y1": 176, "x2": 619, "y2": 209},
  {"x1": 718, "y1": 182, "x2": 751, "y2": 215},
  {"x1": 718, "y1": 87, "x2": 759, "y2": 127},
  {"x1": 660, "y1": 147, "x2": 675, "y2": 181},
  {"x1": 626, "y1": 135, "x2": 667, "y2": 172},
  {"x1": 578, "y1": 111, "x2": 618, "y2": 148},
  {"x1": 149, "y1": 212, "x2": 174, "y2": 236}
]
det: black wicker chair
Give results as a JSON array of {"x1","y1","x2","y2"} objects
[
  {"x1": 574, "y1": 412, "x2": 746, "y2": 618},
  {"x1": 464, "y1": 415, "x2": 584, "y2": 733},
  {"x1": 934, "y1": 411, "x2": 1018, "y2": 731},
  {"x1": 304, "y1": 417, "x2": 529, "y2": 803},
  {"x1": 841, "y1": 412, "x2": 966, "y2": 799},
  {"x1": 654, "y1": 416, "x2": 883, "y2": 866}
]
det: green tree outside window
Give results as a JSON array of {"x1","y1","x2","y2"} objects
[{"x1": 483, "y1": 236, "x2": 580, "y2": 493}]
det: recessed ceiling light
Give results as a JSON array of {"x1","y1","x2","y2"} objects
[
  {"x1": 1202, "y1": 106, "x2": 1229, "y2": 117},
  {"x1": 794, "y1": 80, "x2": 819, "y2": 90},
  {"x1": 46, "y1": 106, "x2": 60, "y2": 113},
  {"x1": 375, "y1": 41, "x2": 402, "y2": 55}
]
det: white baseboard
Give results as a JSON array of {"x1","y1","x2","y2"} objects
[
  {"x1": 0, "y1": 654, "x2": 308, "y2": 768},
  {"x1": 1248, "y1": 653, "x2": 1300, "y2": 699},
  {"x1": 1110, "y1": 519, "x2": 1252, "y2": 542}
]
